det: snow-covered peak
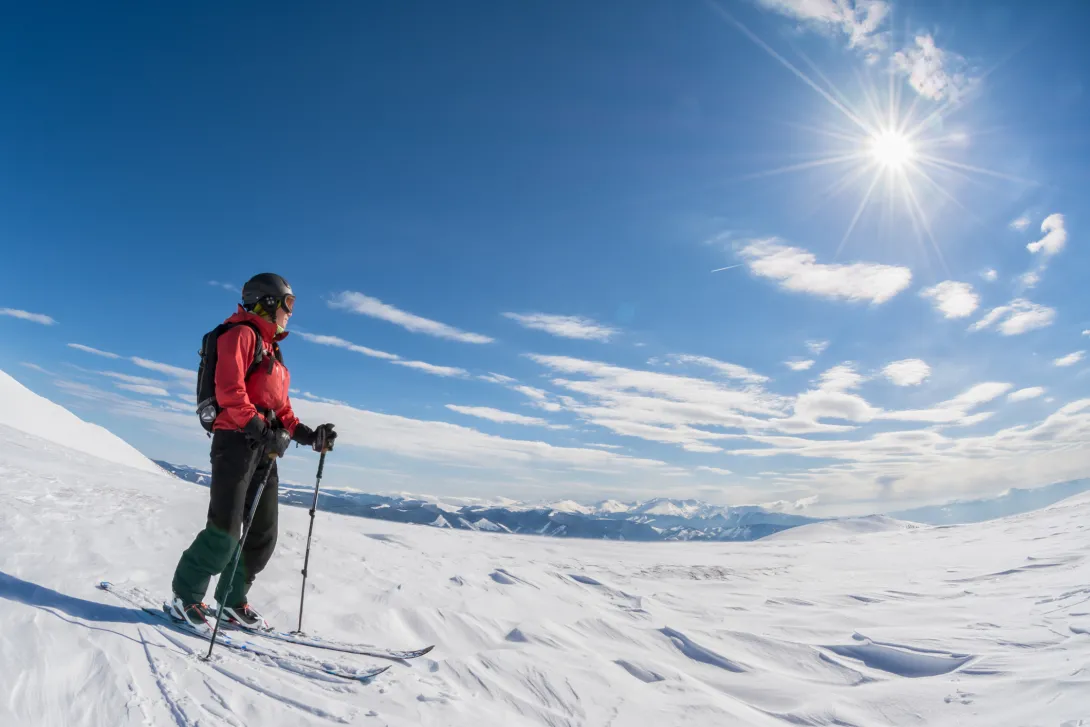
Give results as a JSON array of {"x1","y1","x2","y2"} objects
[
  {"x1": 547, "y1": 499, "x2": 597, "y2": 515},
  {"x1": 631, "y1": 498, "x2": 709, "y2": 517},
  {"x1": 0, "y1": 368, "x2": 160, "y2": 474},
  {"x1": 593, "y1": 499, "x2": 631, "y2": 514}
]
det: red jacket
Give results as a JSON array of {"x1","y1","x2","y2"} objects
[{"x1": 213, "y1": 307, "x2": 300, "y2": 436}]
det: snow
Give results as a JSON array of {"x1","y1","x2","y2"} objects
[
  {"x1": 546, "y1": 499, "x2": 596, "y2": 515},
  {"x1": 0, "y1": 369, "x2": 162, "y2": 474},
  {"x1": 595, "y1": 499, "x2": 631, "y2": 514},
  {"x1": 764, "y1": 514, "x2": 921, "y2": 542},
  {"x1": 3, "y1": 372, "x2": 1090, "y2": 725}
]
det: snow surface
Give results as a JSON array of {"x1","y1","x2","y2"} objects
[
  {"x1": 0, "y1": 369, "x2": 161, "y2": 474},
  {"x1": 763, "y1": 515, "x2": 921, "y2": 542},
  {"x1": 2, "y1": 376, "x2": 1090, "y2": 725}
]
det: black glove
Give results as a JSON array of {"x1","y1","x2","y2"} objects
[
  {"x1": 244, "y1": 415, "x2": 292, "y2": 458},
  {"x1": 293, "y1": 422, "x2": 337, "y2": 452},
  {"x1": 313, "y1": 423, "x2": 337, "y2": 452}
]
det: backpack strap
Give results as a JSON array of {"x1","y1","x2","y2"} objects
[{"x1": 225, "y1": 321, "x2": 268, "y2": 380}]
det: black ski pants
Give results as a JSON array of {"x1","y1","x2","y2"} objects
[{"x1": 171, "y1": 430, "x2": 279, "y2": 607}]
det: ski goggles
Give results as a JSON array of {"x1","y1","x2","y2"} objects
[{"x1": 279, "y1": 295, "x2": 296, "y2": 314}]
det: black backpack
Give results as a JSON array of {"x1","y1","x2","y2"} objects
[{"x1": 195, "y1": 321, "x2": 282, "y2": 433}]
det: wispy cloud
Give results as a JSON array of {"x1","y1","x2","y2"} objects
[
  {"x1": 920, "y1": 281, "x2": 979, "y2": 319},
  {"x1": 980, "y1": 269, "x2": 998, "y2": 283},
  {"x1": 1009, "y1": 215, "x2": 1031, "y2": 232},
  {"x1": 739, "y1": 238, "x2": 912, "y2": 304},
  {"x1": 291, "y1": 398, "x2": 670, "y2": 475},
  {"x1": 53, "y1": 379, "x2": 200, "y2": 436},
  {"x1": 329, "y1": 291, "x2": 493, "y2": 344},
  {"x1": 970, "y1": 299, "x2": 1056, "y2": 335},
  {"x1": 131, "y1": 357, "x2": 197, "y2": 383},
  {"x1": 785, "y1": 359, "x2": 815, "y2": 371},
  {"x1": 696, "y1": 466, "x2": 733, "y2": 476},
  {"x1": 116, "y1": 382, "x2": 172, "y2": 397},
  {"x1": 806, "y1": 340, "x2": 830, "y2": 356},
  {"x1": 20, "y1": 362, "x2": 55, "y2": 375},
  {"x1": 479, "y1": 372, "x2": 517, "y2": 385},
  {"x1": 294, "y1": 332, "x2": 399, "y2": 360},
  {"x1": 668, "y1": 354, "x2": 769, "y2": 384},
  {"x1": 1054, "y1": 351, "x2": 1085, "y2": 368},
  {"x1": 525, "y1": 353, "x2": 800, "y2": 452},
  {"x1": 1, "y1": 308, "x2": 56, "y2": 325},
  {"x1": 392, "y1": 360, "x2": 467, "y2": 378},
  {"x1": 295, "y1": 330, "x2": 467, "y2": 378},
  {"x1": 68, "y1": 343, "x2": 121, "y2": 359},
  {"x1": 445, "y1": 405, "x2": 565, "y2": 428},
  {"x1": 98, "y1": 371, "x2": 170, "y2": 387},
  {"x1": 70, "y1": 348, "x2": 196, "y2": 384},
  {"x1": 882, "y1": 359, "x2": 931, "y2": 386},
  {"x1": 502, "y1": 312, "x2": 617, "y2": 341},
  {"x1": 1019, "y1": 271, "x2": 1041, "y2": 289},
  {"x1": 892, "y1": 34, "x2": 972, "y2": 102},
  {"x1": 754, "y1": 0, "x2": 889, "y2": 53},
  {"x1": 1008, "y1": 387, "x2": 1045, "y2": 403},
  {"x1": 296, "y1": 391, "x2": 349, "y2": 406},
  {"x1": 208, "y1": 281, "x2": 239, "y2": 293}
]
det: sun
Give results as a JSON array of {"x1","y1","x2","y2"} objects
[{"x1": 868, "y1": 130, "x2": 916, "y2": 170}]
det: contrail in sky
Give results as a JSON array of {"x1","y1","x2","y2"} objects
[{"x1": 711, "y1": 264, "x2": 743, "y2": 273}]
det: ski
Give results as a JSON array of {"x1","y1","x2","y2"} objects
[
  {"x1": 97, "y1": 582, "x2": 390, "y2": 682},
  {"x1": 226, "y1": 625, "x2": 435, "y2": 661}
]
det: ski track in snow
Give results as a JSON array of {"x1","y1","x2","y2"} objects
[{"x1": 3, "y1": 390, "x2": 1090, "y2": 726}]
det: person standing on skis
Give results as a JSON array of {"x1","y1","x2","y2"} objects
[{"x1": 170, "y1": 272, "x2": 337, "y2": 631}]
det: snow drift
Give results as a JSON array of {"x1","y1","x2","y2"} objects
[
  {"x1": 0, "y1": 369, "x2": 160, "y2": 473},
  {"x1": 2, "y1": 368, "x2": 1089, "y2": 726},
  {"x1": 763, "y1": 514, "x2": 921, "y2": 542}
]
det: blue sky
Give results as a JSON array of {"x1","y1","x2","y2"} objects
[{"x1": 3, "y1": 0, "x2": 1089, "y2": 515}]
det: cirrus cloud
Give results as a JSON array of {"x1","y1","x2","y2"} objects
[
  {"x1": 502, "y1": 312, "x2": 617, "y2": 341},
  {"x1": 329, "y1": 291, "x2": 493, "y2": 344},
  {"x1": 1, "y1": 308, "x2": 56, "y2": 325}
]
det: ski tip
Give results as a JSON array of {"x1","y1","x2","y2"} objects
[{"x1": 359, "y1": 665, "x2": 391, "y2": 681}]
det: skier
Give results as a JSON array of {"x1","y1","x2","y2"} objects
[{"x1": 170, "y1": 272, "x2": 337, "y2": 631}]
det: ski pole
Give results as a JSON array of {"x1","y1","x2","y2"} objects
[
  {"x1": 203, "y1": 449, "x2": 277, "y2": 661},
  {"x1": 292, "y1": 448, "x2": 327, "y2": 635}
]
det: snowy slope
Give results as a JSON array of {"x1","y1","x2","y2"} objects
[
  {"x1": 2, "y1": 378, "x2": 1090, "y2": 725},
  {"x1": 764, "y1": 515, "x2": 922, "y2": 542},
  {"x1": 0, "y1": 369, "x2": 161, "y2": 474}
]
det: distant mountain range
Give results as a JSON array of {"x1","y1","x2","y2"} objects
[
  {"x1": 153, "y1": 460, "x2": 819, "y2": 542},
  {"x1": 155, "y1": 460, "x2": 1090, "y2": 541},
  {"x1": 888, "y1": 478, "x2": 1090, "y2": 525}
]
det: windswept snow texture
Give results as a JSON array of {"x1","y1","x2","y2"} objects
[{"x1": 3, "y1": 378, "x2": 1090, "y2": 725}]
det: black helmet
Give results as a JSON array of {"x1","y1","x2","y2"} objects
[{"x1": 242, "y1": 273, "x2": 294, "y2": 312}]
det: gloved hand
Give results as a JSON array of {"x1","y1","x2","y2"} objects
[
  {"x1": 293, "y1": 422, "x2": 337, "y2": 452},
  {"x1": 313, "y1": 423, "x2": 337, "y2": 452},
  {"x1": 244, "y1": 415, "x2": 292, "y2": 458}
]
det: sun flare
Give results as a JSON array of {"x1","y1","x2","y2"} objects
[{"x1": 869, "y1": 130, "x2": 916, "y2": 170}]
